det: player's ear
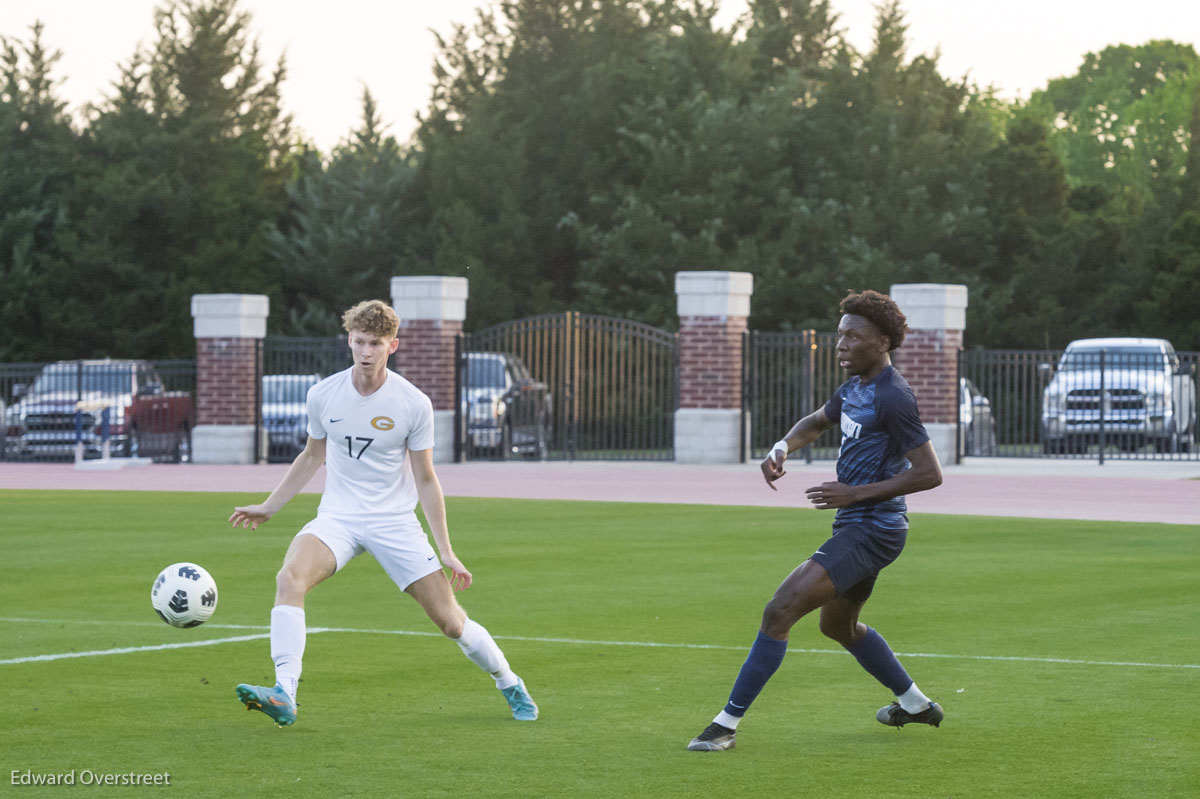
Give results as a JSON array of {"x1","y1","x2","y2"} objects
[{"x1": 388, "y1": 337, "x2": 400, "y2": 354}]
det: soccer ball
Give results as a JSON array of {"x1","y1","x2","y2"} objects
[{"x1": 151, "y1": 562, "x2": 218, "y2": 628}]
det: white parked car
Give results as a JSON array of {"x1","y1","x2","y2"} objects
[
  {"x1": 1042, "y1": 338, "x2": 1197, "y2": 453},
  {"x1": 262, "y1": 374, "x2": 320, "y2": 462}
]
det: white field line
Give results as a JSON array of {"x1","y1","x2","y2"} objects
[
  {"x1": 0, "y1": 633, "x2": 269, "y2": 665},
  {"x1": 1, "y1": 617, "x2": 1197, "y2": 671}
]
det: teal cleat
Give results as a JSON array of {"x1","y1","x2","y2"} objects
[
  {"x1": 500, "y1": 679, "x2": 539, "y2": 721},
  {"x1": 236, "y1": 682, "x2": 297, "y2": 727}
]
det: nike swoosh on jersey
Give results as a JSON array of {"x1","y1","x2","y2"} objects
[{"x1": 330, "y1": 418, "x2": 343, "y2": 423}]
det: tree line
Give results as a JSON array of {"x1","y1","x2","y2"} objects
[{"x1": 1, "y1": 0, "x2": 1198, "y2": 362}]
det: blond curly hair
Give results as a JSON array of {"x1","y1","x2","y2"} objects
[{"x1": 341, "y1": 300, "x2": 399, "y2": 339}]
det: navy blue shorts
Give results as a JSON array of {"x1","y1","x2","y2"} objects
[{"x1": 809, "y1": 523, "x2": 907, "y2": 603}]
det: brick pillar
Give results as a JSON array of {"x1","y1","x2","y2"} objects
[
  {"x1": 674, "y1": 271, "x2": 753, "y2": 463},
  {"x1": 191, "y1": 294, "x2": 269, "y2": 464},
  {"x1": 889, "y1": 283, "x2": 967, "y2": 465},
  {"x1": 390, "y1": 276, "x2": 468, "y2": 463}
]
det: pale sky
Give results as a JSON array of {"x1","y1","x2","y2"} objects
[{"x1": 1, "y1": 1, "x2": 1197, "y2": 153}]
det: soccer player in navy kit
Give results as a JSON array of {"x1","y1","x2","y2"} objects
[{"x1": 688, "y1": 289, "x2": 944, "y2": 751}]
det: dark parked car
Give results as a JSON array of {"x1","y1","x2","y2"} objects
[
  {"x1": 262, "y1": 374, "x2": 320, "y2": 462},
  {"x1": 462, "y1": 352, "x2": 551, "y2": 459},
  {"x1": 959, "y1": 377, "x2": 997, "y2": 457}
]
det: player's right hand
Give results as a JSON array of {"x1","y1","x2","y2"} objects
[
  {"x1": 229, "y1": 504, "x2": 273, "y2": 530},
  {"x1": 441, "y1": 554, "x2": 473, "y2": 592},
  {"x1": 761, "y1": 445, "x2": 787, "y2": 491}
]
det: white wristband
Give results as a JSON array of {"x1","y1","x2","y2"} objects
[{"x1": 771, "y1": 439, "x2": 790, "y2": 463}]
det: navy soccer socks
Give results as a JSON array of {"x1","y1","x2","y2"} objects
[
  {"x1": 846, "y1": 626, "x2": 914, "y2": 696},
  {"x1": 722, "y1": 630, "x2": 789, "y2": 720}
]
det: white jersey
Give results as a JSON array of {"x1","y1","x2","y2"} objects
[{"x1": 305, "y1": 367, "x2": 435, "y2": 516}]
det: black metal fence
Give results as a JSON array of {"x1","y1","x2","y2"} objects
[
  {"x1": 457, "y1": 312, "x2": 677, "y2": 461},
  {"x1": 744, "y1": 330, "x2": 842, "y2": 462},
  {"x1": 959, "y1": 345, "x2": 1199, "y2": 461},
  {"x1": 2, "y1": 359, "x2": 196, "y2": 463},
  {"x1": 259, "y1": 336, "x2": 356, "y2": 462},
  {"x1": 746, "y1": 334, "x2": 1200, "y2": 464},
  {"x1": 6, "y1": 335, "x2": 1193, "y2": 467}
]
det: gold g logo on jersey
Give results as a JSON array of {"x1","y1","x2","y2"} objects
[{"x1": 371, "y1": 416, "x2": 395, "y2": 431}]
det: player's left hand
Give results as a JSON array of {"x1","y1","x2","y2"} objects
[
  {"x1": 442, "y1": 555, "x2": 473, "y2": 592},
  {"x1": 805, "y1": 481, "x2": 857, "y2": 509}
]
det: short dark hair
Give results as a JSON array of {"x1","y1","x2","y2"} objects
[{"x1": 839, "y1": 290, "x2": 908, "y2": 351}]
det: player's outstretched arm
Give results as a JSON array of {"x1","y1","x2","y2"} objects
[
  {"x1": 410, "y1": 448, "x2": 473, "y2": 591},
  {"x1": 230, "y1": 436, "x2": 327, "y2": 530},
  {"x1": 762, "y1": 407, "x2": 837, "y2": 490}
]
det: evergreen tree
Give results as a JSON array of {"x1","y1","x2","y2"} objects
[
  {"x1": 271, "y1": 88, "x2": 419, "y2": 335},
  {"x1": 0, "y1": 24, "x2": 78, "y2": 360},
  {"x1": 67, "y1": 0, "x2": 294, "y2": 358}
]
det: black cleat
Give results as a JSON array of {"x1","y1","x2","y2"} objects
[
  {"x1": 876, "y1": 701, "x2": 944, "y2": 728},
  {"x1": 687, "y1": 722, "x2": 737, "y2": 751}
]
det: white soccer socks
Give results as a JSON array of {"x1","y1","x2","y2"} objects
[
  {"x1": 454, "y1": 618, "x2": 519, "y2": 690},
  {"x1": 897, "y1": 681, "x2": 933, "y2": 713},
  {"x1": 270, "y1": 604, "x2": 306, "y2": 702},
  {"x1": 713, "y1": 710, "x2": 743, "y2": 730}
]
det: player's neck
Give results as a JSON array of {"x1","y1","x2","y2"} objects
[
  {"x1": 857, "y1": 357, "x2": 891, "y2": 384},
  {"x1": 351, "y1": 365, "x2": 388, "y2": 397}
]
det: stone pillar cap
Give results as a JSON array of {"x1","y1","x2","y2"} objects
[
  {"x1": 390, "y1": 276, "x2": 469, "y2": 322},
  {"x1": 675, "y1": 271, "x2": 753, "y2": 318},
  {"x1": 889, "y1": 283, "x2": 967, "y2": 331},
  {"x1": 191, "y1": 294, "x2": 269, "y2": 339}
]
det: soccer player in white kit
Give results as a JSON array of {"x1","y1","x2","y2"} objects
[{"x1": 229, "y1": 300, "x2": 538, "y2": 726}]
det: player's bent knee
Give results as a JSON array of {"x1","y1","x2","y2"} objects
[
  {"x1": 423, "y1": 605, "x2": 464, "y2": 638},
  {"x1": 818, "y1": 619, "x2": 855, "y2": 645},
  {"x1": 761, "y1": 596, "x2": 804, "y2": 636},
  {"x1": 275, "y1": 568, "x2": 302, "y2": 601},
  {"x1": 275, "y1": 564, "x2": 318, "y2": 600}
]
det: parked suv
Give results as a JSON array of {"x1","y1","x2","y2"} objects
[
  {"x1": 1041, "y1": 338, "x2": 1197, "y2": 453},
  {"x1": 4, "y1": 359, "x2": 195, "y2": 461},
  {"x1": 462, "y1": 352, "x2": 551, "y2": 459}
]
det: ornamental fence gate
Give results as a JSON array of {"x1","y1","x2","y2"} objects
[
  {"x1": 743, "y1": 330, "x2": 842, "y2": 462},
  {"x1": 456, "y1": 312, "x2": 677, "y2": 461}
]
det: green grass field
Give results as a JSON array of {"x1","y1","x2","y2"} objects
[{"x1": 1, "y1": 490, "x2": 1197, "y2": 798}]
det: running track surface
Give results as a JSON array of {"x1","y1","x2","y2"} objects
[{"x1": 2, "y1": 459, "x2": 1197, "y2": 525}]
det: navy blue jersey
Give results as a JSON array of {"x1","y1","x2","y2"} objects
[{"x1": 822, "y1": 366, "x2": 929, "y2": 530}]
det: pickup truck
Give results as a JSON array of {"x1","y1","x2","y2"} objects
[
  {"x1": 461, "y1": 352, "x2": 552, "y2": 459},
  {"x1": 1041, "y1": 338, "x2": 1197, "y2": 453},
  {"x1": 4, "y1": 359, "x2": 196, "y2": 462}
]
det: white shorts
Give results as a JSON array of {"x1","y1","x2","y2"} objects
[{"x1": 296, "y1": 513, "x2": 442, "y2": 590}]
